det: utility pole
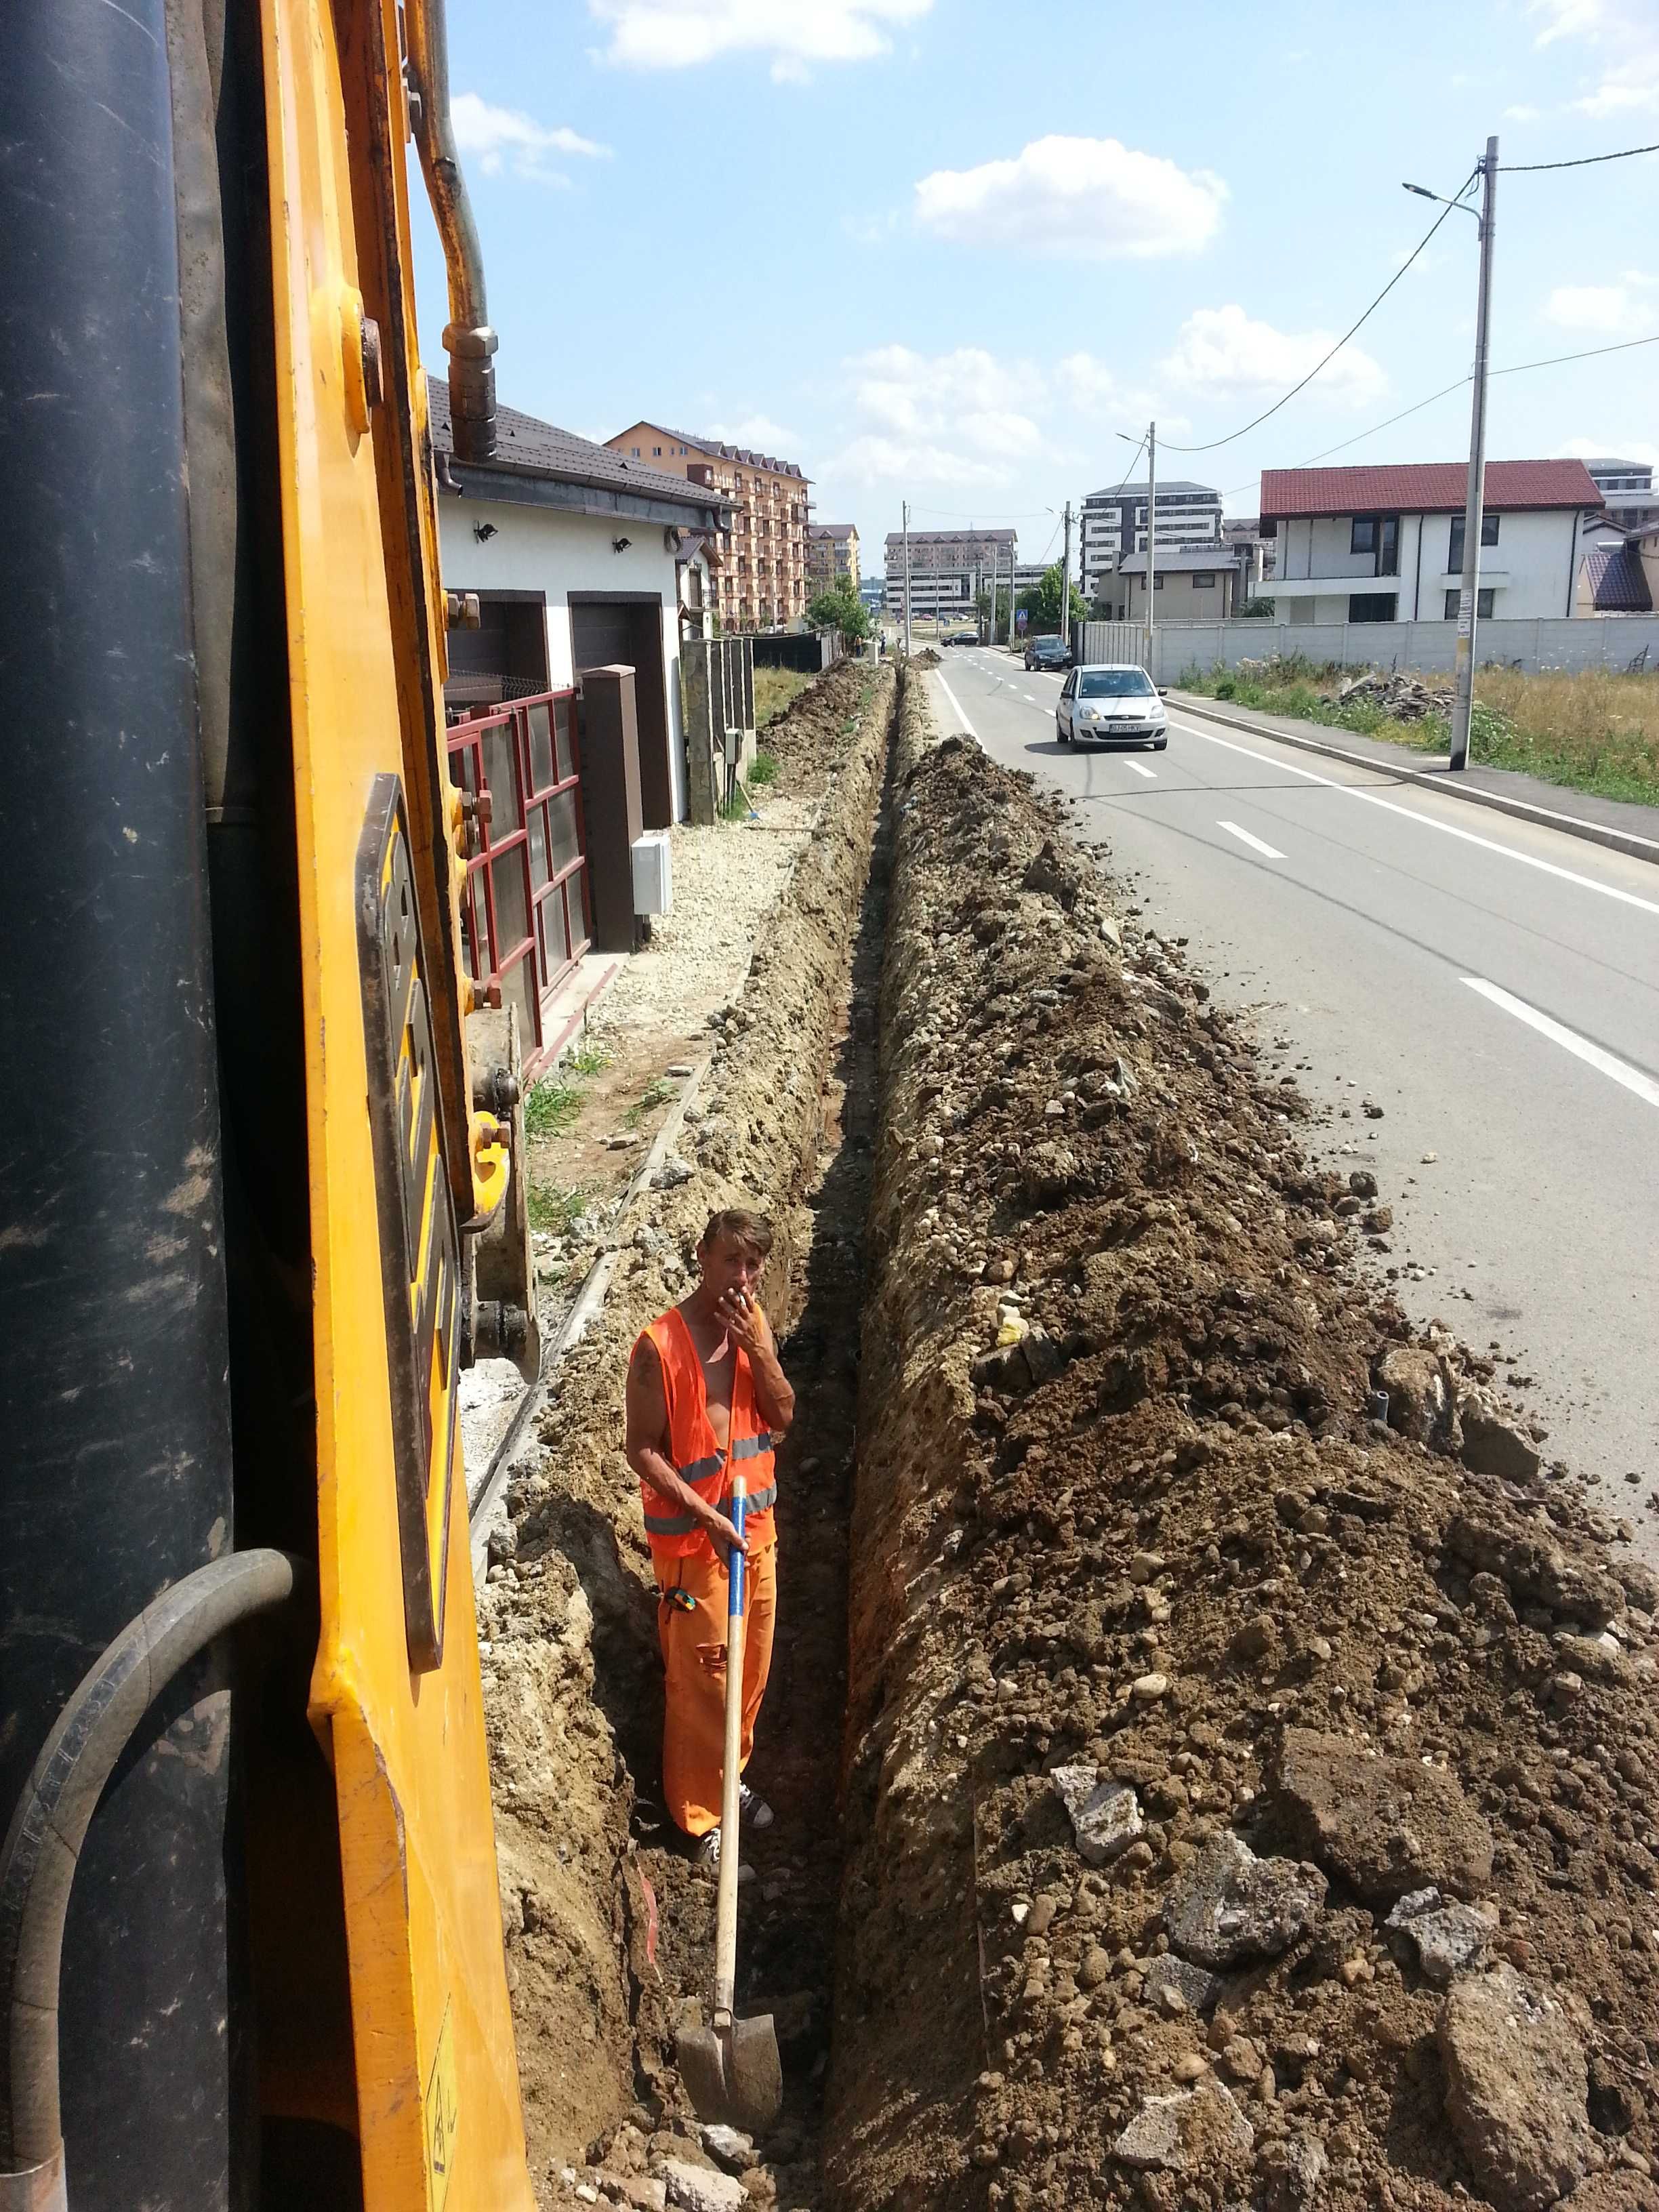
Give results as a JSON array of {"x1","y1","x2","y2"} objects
[
  {"x1": 1060, "y1": 502, "x2": 1073, "y2": 654},
  {"x1": 1450, "y1": 136, "x2": 1498, "y2": 773},
  {"x1": 901, "y1": 499, "x2": 912, "y2": 658},
  {"x1": 1146, "y1": 419, "x2": 1157, "y2": 661}
]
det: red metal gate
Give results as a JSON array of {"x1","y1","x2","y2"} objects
[{"x1": 447, "y1": 689, "x2": 592, "y2": 1076}]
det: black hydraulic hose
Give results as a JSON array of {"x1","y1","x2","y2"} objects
[
  {"x1": 0, "y1": 1551, "x2": 309, "y2": 2200},
  {"x1": 406, "y1": 0, "x2": 498, "y2": 461}
]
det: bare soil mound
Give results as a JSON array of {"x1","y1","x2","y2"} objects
[{"x1": 827, "y1": 689, "x2": 1659, "y2": 2212}]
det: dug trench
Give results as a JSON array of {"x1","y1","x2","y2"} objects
[{"x1": 484, "y1": 659, "x2": 1659, "y2": 2212}]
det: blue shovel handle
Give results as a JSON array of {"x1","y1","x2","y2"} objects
[{"x1": 727, "y1": 1479, "x2": 747, "y2": 1618}]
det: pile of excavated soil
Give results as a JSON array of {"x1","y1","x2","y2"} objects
[
  {"x1": 478, "y1": 665, "x2": 895, "y2": 2205},
  {"x1": 752, "y1": 657, "x2": 878, "y2": 783},
  {"x1": 826, "y1": 680, "x2": 1659, "y2": 2212}
]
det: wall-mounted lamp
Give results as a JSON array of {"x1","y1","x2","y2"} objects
[
  {"x1": 472, "y1": 520, "x2": 497, "y2": 544},
  {"x1": 612, "y1": 536, "x2": 632, "y2": 554}
]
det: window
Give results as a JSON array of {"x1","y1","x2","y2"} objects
[
  {"x1": 630, "y1": 446, "x2": 640, "y2": 457},
  {"x1": 1349, "y1": 592, "x2": 1397, "y2": 623},
  {"x1": 1190, "y1": 571, "x2": 1216, "y2": 588},
  {"x1": 1351, "y1": 516, "x2": 1377, "y2": 555},
  {"x1": 1153, "y1": 573, "x2": 1165, "y2": 590},
  {"x1": 1448, "y1": 511, "x2": 1500, "y2": 569},
  {"x1": 1079, "y1": 670, "x2": 1155, "y2": 697},
  {"x1": 1443, "y1": 588, "x2": 1496, "y2": 620},
  {"x1": 653, "y1": 445, "x2": 662, "y2": 455}
]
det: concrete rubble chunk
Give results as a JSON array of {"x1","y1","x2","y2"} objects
[
  {"x1": 1164, "y1": 1830, "x2": 1326, "y2": 1969},
  {"x1": 1438, "y1": 1964, "x2": 1594, "y2": 2212},
  {"x1": 698, "y1": 2126, "x2": 755, "y2": 2172},
  {"x1": 603, "y1": 2181, "x2": 668, "y2": 2212},
  {"x1": 1385, "y1": 1886, "x2": 1496, "y2": 1984},
  {"x1": 1143, "y1": 1954, "x2": 1224, "y2": 2013},
  {"x1": 1375, "y1": 1344, "x2": 1454, "y2": 1447},
  {"x1": 1275, "y1": 1727, "x2": 1495, "y2": 1905},
  {"x1": 1458, "y1": 1389, "x2": 1543, "y2": 1485},
  {"x1": 1110, "y1": 2078, "x2": 1254, "y2": 2171},
  {"x1": 1051, "y1": 1763, "x2": 1143, "y2": 1865},
  {"x1": 661, "y1": 2158, "x2": 748, "y2": 2212}
]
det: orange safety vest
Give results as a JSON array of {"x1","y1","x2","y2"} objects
[{"x1": 638, "y1": 1307, "x2": 777, "y2": 1561}]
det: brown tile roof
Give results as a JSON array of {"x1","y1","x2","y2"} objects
[
  {"x1": 1582, "y1": 543, "x2": 1653, "y2": 613},
  {"x1": 428, "y1": 378, "x2": 727, "y2": 515},
  {"x1": 644, "y1": 424, "x2": 807, "y2": 480},
  {"x1": 1261, "y1": 459, "x2": 1601, "y2": 518}
]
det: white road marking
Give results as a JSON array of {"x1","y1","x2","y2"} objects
[
  {"x1": 1175, "y1": 718, "x2": 1659, "y2": 920},
  {"x1": 1218, "y1": 819, "x2": 1287, "y2": 860},
  {"x1": 1023, "y1": 692, "x2": 1038, "y2": 702},
  {"x1": 935, "y1": 673, "x2": 978, "y2": 739},
  {"x1": 1125, "y1": 760, "x2": 1157, "y2": 779},
  {"x1": 1462, "y1": 977, "x2": 1659, "y2": 1111}
]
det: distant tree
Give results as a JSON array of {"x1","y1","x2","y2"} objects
[
  {"x1": 1017, "y1": 563, "x2": 1087, "y2": 632},
  {"x1": 1240, "y1": 597, "x2": 1277, "y2": 618},
  {"x1": 807, "y1": 584, "x2": 872, "y2": 646}
]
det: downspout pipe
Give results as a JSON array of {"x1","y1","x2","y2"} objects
[{"x1": 407, "y1": 0, "x2": 498, "y2": 460}]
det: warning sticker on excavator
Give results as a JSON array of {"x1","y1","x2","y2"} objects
[{"x1": 425, "y1": 2001, "x2": 459, "y2": 2211}]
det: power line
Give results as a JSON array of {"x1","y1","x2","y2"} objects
[
  {"x1": 1216, "y1": 327, "x2": 1659, "y2": 499},
  {"x1": 1507, "y1": 140, "x2": 1659, "y2": 173},
  {"x1": 1152, "y1": 169, "x2": 1479, "y2": 456}
]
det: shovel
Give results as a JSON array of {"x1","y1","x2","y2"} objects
[{"x1": 676, "y1": 1475, "x2": 783, "y2": 2133}]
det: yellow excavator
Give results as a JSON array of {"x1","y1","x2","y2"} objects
[{"x1": 1, "y1": 1, "x2": 540, "y2": 2204}]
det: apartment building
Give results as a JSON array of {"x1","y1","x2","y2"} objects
[
  {"x1": 806, "y1": 522, "x2": 860, "y2": 596},
  {"x1": 882, "y1": 527, "x2": 1017, "y2": 621},
  {"x1": 605, "y1": 420, "x2": 811, "y2": 630},
  {"x1": 1080, "y1": 478, "x2": 1221, "y2": 594},
  {"x1": 1585, "y1": 457, "x2": 1659, "y2": 535}
]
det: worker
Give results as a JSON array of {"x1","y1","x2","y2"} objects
[{"x1": 626, "y1": 1208, "x2": 796, "y2": 1868}]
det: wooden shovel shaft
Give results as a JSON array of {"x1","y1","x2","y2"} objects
[{"x1": 713, "y1": 1477, "x2": 747, "y2": 2020}]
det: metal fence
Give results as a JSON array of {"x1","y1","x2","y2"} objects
[
  {"x1": 1109, "y1": 615, "x2": 1659, "y2": 685},
  {"x1": 447, "y1": 688, "x2": 591, "y2": 1079}
]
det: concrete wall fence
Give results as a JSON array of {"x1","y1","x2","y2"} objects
[{"x1": 1073, "y1": 616, "x2": 1659, "y2": 685}]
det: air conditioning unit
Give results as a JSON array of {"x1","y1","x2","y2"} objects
[{"x1": 632, "y1": 829, "x2": 673, "y2": 918}]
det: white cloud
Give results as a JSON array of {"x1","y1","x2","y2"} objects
[
  {"x1": 1502, "y1": 102, "x2": 1542, "y2": 120},
  {"x1": 914, "y1": 136, "x2": 1227, "y2": 260},
  {"x1": 825, "y1": 345, "x2": 1047, "y2": 488},
  {"x1": 450, "y1": 93, "x2": 609, "y2": 183},
  {"x1": 1160, "y1": 305, "x2": 1387, "y2": 409},
  {"x1": 1543, "y1": 273, "x2": 1658, "y2": 333},
  {"x1": 708, "y1": 413, "x2": 803, "y2": 453},
  {"x1": 588, "y1": 0, "x2": 933, "y2": 80},
  {"x1": 1528, "y1": 0, "x2": 1659, "y2": 115}
]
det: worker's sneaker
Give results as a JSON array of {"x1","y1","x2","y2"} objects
[
  {"x1": 739, "y1": 1782, "x2": 774, "y2": 1832},
  {"x1": 692, "y1": 1828, "x2": 755, "y2": 1881}
]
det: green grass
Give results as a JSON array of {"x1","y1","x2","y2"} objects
[
  {"x1": 754, "y1": 666, "x2": 813, "y2": 727},
  {"x1": 566, "y1": 1036, "x2": 611, "y2": 1078},
  {"x1": 748, "y1": 750, "x2": 779, "y2": 785},
  {"x1": 1178, "y1": 657, "x2": 1659, "y2": 808},
  {"x1": 527, "y1": 1178, "x2": 594, "y2": 1236},
  {"x1": 622, "y1": 1077, "x2": 676, "y2": 1130},
  {"x1": 523, "y1": 1079, "x2": 583, "y2": 1140}
]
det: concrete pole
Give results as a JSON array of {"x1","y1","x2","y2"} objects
[
  {"x1": 1060, "y1": 503, "x2": 1073, "y2": 655},
  {"x1": 1450, "y1": 137, "x2": 1498, "y2": 775},
  {"x1": 902, "y1": 499, "x2": 912, "y2": 657},
  {"x1": 1147, "y1": 419, "x2": 1157, "y2": 663}
]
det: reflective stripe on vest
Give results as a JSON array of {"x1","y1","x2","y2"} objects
[{"x1": 642, "y1": 1430, "x2": 776, "y2": 1535}]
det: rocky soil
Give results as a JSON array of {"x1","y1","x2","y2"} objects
[
  {"x1": 477, "y1": 661, "x2": 895, "y2": 2207},
  {"x1": 824, "y1": 676, "x2": 1659, "y2": 2212}
]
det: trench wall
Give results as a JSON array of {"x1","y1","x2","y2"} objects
[{"x1": 479, "y1": 662, "x2": 895, "y2": 2171}]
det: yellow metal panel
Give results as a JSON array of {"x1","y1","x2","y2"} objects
[{"x1": 257, "y1": 0, "x2": 534, "y2": 2203}]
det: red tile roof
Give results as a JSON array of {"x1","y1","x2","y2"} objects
[{"x1": 1261, "y1": 459, "x2": 1601, "y2": 518}]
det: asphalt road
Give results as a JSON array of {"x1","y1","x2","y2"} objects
[{"x1": 930, "y1": 647, "x2": 1659, "y2": 1545}]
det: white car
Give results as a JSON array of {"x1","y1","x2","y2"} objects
[{"x1": 1056, "y1": 664, "x2": 1168, "y2": 750}]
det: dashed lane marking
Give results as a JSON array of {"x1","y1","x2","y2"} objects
[{"x1": 1218, "y1": 819, "x2": 1287, "y2": 861}]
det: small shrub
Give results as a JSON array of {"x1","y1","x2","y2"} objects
[
  {"x1": 748, "y1": 750, "x2": 779, "y2": 785},
  {"x1": 524, "y1": 1080, "x2": 583, "y2": 1140}
]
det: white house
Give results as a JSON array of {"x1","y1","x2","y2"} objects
[
  {"x1": 1255, "y1": 459, "x2": 1603, "y2": 626},
  {"x1": 429, "y1": 377, "x2": 731, "y2": 822}
]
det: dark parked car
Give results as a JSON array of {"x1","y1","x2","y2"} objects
[
  {"x1": 1024, "y1": 634, "x2": 1071, "y2": 671},
  {"x1": 944, "y1": 630, "x2": 979, "y2": 646}
]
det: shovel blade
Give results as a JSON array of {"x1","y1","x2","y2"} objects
[{"x1": 676, "y1": 2013, "x2": 783, "y2": 2134}]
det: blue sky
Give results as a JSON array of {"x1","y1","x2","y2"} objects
[{"x1": 412, "y1": 0, "x2": 1659, "y2": 571}]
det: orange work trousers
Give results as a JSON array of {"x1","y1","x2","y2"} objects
[{"x1": 653, "y1": 1539, "x2": 777, "y2": 1839}]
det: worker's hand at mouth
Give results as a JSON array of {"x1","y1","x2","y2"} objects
[
  {"x1": 702, "y1": 1510, "x2": 750, "y2": 1563},
  {"x1": 714, "y1": 1288, "x2": 770, "y2": 1356}
]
